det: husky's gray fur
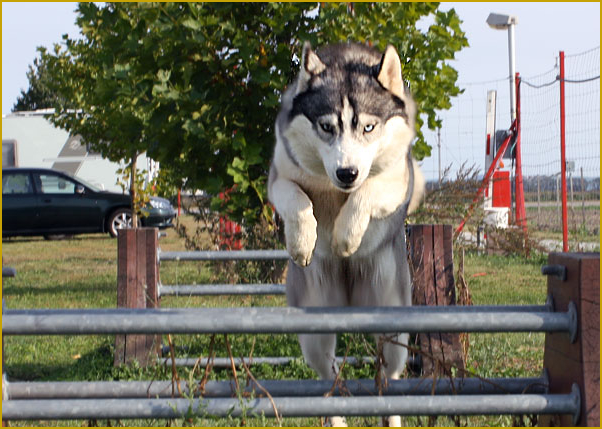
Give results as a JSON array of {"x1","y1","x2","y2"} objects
[{"x1": 268, "y1": 42, "x2": 424, "y2": 426}]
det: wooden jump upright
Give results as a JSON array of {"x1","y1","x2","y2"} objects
[
  {"x1": 114, "y1": 227, "x2": 161, "y2": 366},
  {"x1": 408, "y1": 224, "x2": 465, "y2": 375},
  {"x1": 541, "y1": 252, "x2": 599, "y2": 426}
]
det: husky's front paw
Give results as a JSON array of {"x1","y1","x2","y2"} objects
[
  {"x1": 285, "y1": 212, "x2": 317, "y2": 267},
  {"x1": 324, "y1": 416, "x2": 347, "y2": 427},
  {"x1": 331, "y1": 221, "x2": 362, "y2": 258},
  {"x1": 382, "y1": 415, "x2": 401, "y2": 427}
]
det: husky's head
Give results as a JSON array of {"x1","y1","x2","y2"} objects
[{"x1": 280, "y1": 42, "x2": 416, "y2": 192}]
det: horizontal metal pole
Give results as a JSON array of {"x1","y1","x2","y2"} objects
[
  {"x1": 161, "y1": 354, "x2": 422, "y2": 373},
  {"x1": 2, "y1": 305, "x2": 572, "y2": 336},
  {"x1": 161, "y1": 356, "x2": 381, "y2": 368},
  {"x1": 2, "y1": 386, "x2": 580, "y2": 420},
  {"x1": 6, "y1": 376, "x2": 548, "y2": 400},
  {"x1": 159, "y1": 249, "x2": 290, "y2": 262},
  {"x1": 159, "y1": 283, "x2": 286, "y2": 296}
]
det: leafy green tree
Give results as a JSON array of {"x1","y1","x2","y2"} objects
[
  {"x1": 40, "y1": 2, "x2": 467, "y2": 226},
  {"x1": 12, "y1": 53, "x2": 58, "y2": 111}
]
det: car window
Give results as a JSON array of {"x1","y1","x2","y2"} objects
[
  {"x1": 2, "y1": 173, "x2": 33, "y2": 195},
  {"x1": 37, "y1": 173, "x2": 78, "y2": 194}
]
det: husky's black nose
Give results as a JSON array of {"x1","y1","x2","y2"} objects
[{"x1": 336, "y1": 167, "x2": 359, "y2": 185}]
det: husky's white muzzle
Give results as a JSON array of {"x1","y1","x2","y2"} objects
[{"x1": 321, "y1": 139, "x2": 377, "y2": 192}]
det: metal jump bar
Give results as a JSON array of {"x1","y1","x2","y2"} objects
[
  {"x1": 5, "y1": 376, "x2": 548, "y2": 399},
  {"x1": 159, "y1": 283, "x2": 286, "y2": 296},
  {"x1": 158, "y1": 249, "x2": 290, "y2": 262},
  {"x1": 161, "y1": 355, "x2": 376, "y2": 368},
  {"x1": 159, "y1": 355, "x2": 421, "y2": 370},
  {"x1": 2, "y1": 304, "x2": 576, "y2": 337},
  {"x1": 2, "y1": 385, "x2": 580, "y2": 421}
]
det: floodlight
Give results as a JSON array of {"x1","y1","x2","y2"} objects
[{"x1": 486, "y1": 13, "x2": 518, "y2": 30}]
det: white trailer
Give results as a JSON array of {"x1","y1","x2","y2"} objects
[{"x1": 2, "y1": 110, "x2": 156, "y2": 193}]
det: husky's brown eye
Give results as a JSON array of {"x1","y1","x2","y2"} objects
[
  {"x1": 319, "y1": 122, "x2": 334, "y2": 133},
  {"x1": 364, "y1": 124, "x2": 375, "y2": 133}
]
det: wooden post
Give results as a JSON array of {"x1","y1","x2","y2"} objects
[
  {"x1": 408, "y1": 224, "x2": 465, "y2": 375},
  {"x1": 114, "y1": 227, "x2": 161, "y2": 366},
  {"x1": 541, "y1": 252, "x2": 599, "y2": 426}
]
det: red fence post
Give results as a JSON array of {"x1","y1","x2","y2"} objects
[
  {"x1": 514, "y1": 72, "x2": 527, "y2": 236},
  {"x1": 559, "y1": 51, "x2": 569, "y2": 252},
  {"x1": 541, "y1": 252, "x2": 599, "y2": 426},
  {"x1": 409, "y1": 224, "x2": 465, "y2": 375},
  {"x1": 114, "y1": 228, "x2": 161, "y2": 367}
]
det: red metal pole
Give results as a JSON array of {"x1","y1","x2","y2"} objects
[
  {"x1": 559, "y1": 51, "x2": 569, "y2": 252},
  {"x1": 514, "y1": 73, "x2": 527, "y2": 234}
]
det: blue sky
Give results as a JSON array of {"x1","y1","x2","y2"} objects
[{"x1": 2, "y1": 2, "x2": 600, "y2": 179}]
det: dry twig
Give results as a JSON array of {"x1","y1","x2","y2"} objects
[{"x1": 240, "y1": 357, "x2": 283, "y2": 426}]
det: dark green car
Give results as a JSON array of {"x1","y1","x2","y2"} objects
[{"x1": 2, "y1": 167, "x2": 176, "y2": 238}]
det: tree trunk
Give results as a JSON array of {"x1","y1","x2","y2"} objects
[{"x1": 130, "y1": 155, "x2": 138, "y2": 229}]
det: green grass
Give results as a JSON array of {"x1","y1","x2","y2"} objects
[{"x1": 2, "y1": 216, "x2": 551, "y2": 427}]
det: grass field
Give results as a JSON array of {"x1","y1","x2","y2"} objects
[
  {"x1": 2, "y1": 215, "x2": 551, "y2": 427},
  {"x1": 525, "y1": 202, "x2": 600, "y2": 242}
]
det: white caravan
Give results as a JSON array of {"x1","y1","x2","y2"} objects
[{"x1": 2, "y1": 110, "x2": 158, "y2": 193}]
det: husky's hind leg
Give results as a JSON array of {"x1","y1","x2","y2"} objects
[
  {"x1": 298, "y1": 334, "x2": 338, "y2": 379},
  {"x1": 377, "y1": 245, "x2": 411, "y2": 428},
  {"x1": 287, "y1": 259, "x2": 348, "y2": 426},
  {"x1": 298, "y1": 334, "x2": 347, "y2": 427},
  {"x1": 352, "y1": 243, "x2": 411, "y2": 427}
]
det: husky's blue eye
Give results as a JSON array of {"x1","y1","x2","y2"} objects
[
  {"x1": 319, "y1": 122, "x2": 334, "y2": 133},
  {"x1": 364, "y1": 124, "x2": 375, "y2": 133}
]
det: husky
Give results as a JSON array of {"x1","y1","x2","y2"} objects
[{"x1": 268, "y1": 42, "x2": 424, "y2": 426}]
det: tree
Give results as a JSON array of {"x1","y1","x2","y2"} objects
[
  {"x1": 40, "y1": 2, "x2": 468, "y2": 226},
  {"x1": 12, "y1": 53, "x2": 58, "y2": 111}
]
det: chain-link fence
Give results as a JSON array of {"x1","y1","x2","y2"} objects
[
  {"x1": 521, "y1": 47, "x2": 600, "y2": 245},
  {"x1": 421, "y1": 47, "x2": 599, "y2": 250}
]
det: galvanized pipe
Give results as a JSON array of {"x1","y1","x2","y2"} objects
[
  {"x1": 159, "y1": 249, "x2": 289, "y2": 262},
  {"x1": 160, "y1": 355, "x2": 422, "y2": 371},
  {"x1": 2, "y1": 305, "x2": 573, "y2": 336},
  {"x1": 6, "y1": 376, "x2": 548, "y2": 400},
  {"x1": 1, "y1": 386, "x2": 580, "y2": 420},
  {"x1": 161, "y1": 356, "x2": 376, "y2": 368},
  {"x1": 159, "y1": 283, "x2": 286, "y2": 296}
]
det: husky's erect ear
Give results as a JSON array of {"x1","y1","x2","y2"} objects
[
  {"x1": 377, "y1": 45, "x2": 405, "y2": 99},
  {"x1": 296, "y1": 41, "x2": 325, "y2": 94},
  {"x1": 303, "y1": 41, "x2": 326, "y2": 74}
]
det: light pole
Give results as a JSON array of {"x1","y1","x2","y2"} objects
[
  {"x1": 486, "y1": 12, "x2": 527, "y2": 237},
  {"x1": 486, "y1": 13, "x2": 518, "y2": 121}
]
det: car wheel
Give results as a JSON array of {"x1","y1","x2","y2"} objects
[{"x1": 107, "y1": 208, "x2": 133, "y2": 238}]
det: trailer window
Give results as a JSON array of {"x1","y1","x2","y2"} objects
[{"x1": 2, "y1": 140, "x2": 17, "y2": 167}]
